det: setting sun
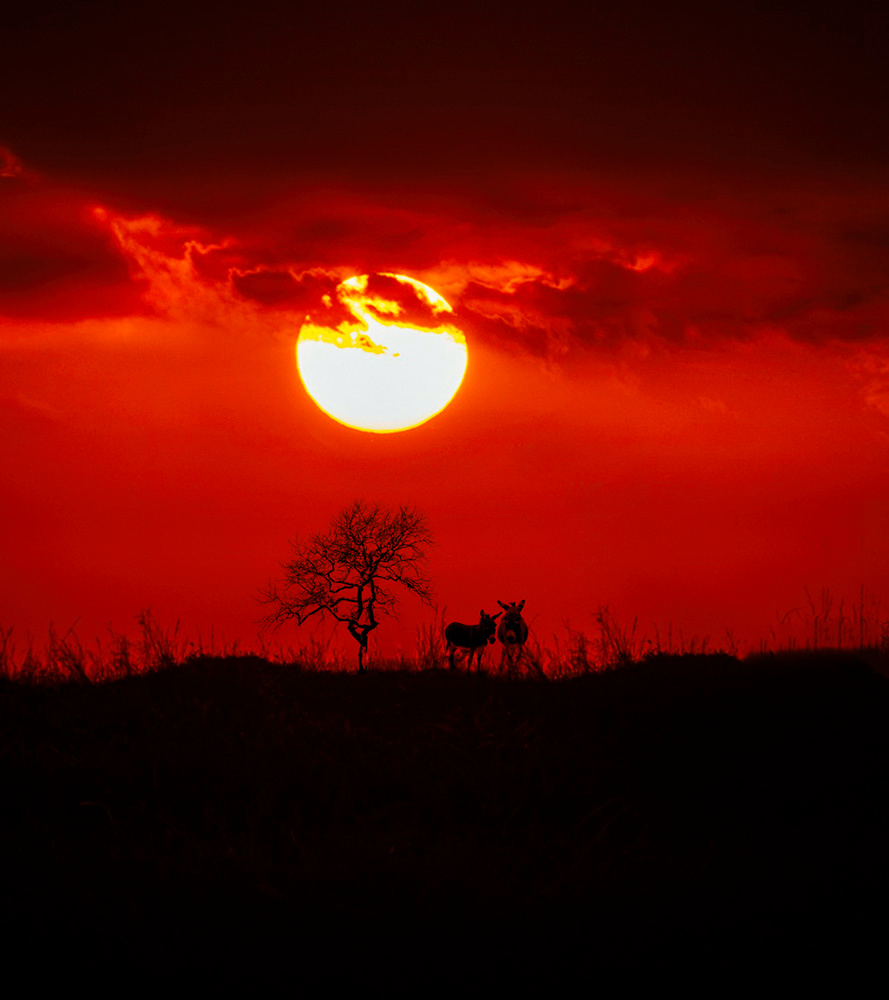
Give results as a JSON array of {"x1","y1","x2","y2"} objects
[{"x1": 296, "y1": 273, "x2": 468, "y2": 433}]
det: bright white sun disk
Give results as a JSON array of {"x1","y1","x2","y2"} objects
[{"x1": 297, "y1": 274, "x2": 468, "y2": 433}]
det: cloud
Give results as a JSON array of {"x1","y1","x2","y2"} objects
[
  {"x1": 5, "y1": 163, "x2": 889, "y2": 368},
  {"x1": 851, "y1": 347, "x2": 889, "y2": 419},
  {"x1": 0, "y1": 167, "x2": 143, "y2": 321},
  {"x1": 0, "y1": 146, "x2": 29, "y2": 179},
  {"x1": 230, "y1": 269, "x2": 303, "y2": 306}
]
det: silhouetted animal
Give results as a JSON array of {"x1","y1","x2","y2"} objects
[
  {"x1": 497, "y1": 599, "x2": 529, "y2": 672},
  {"x1": 445, "y1": 610, "x2": 502, "y2": 671}
]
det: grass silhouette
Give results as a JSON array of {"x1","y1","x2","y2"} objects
[{"x1": 2, "y1": 615, "x2": 889, "y2": 984}]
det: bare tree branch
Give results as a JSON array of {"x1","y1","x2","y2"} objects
[{"x1": 259, "y1": 500, "x2": 434, "y2": 672}]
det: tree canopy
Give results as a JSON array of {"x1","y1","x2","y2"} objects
[{"x1": 260, "y1": 500, "x2": 434, "y2": 672}]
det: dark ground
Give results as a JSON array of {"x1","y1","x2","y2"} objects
[{"x1": 2, "y1": 650, "x2": 888, "y2": 985}]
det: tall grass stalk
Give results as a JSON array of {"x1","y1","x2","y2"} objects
[{"x1": 3, "y1": 587, "x2": 888, "y2": 684}]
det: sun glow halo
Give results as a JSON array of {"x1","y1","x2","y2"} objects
[{"x1": 297, "y1": 273, "x2": 468, "y2": 433}]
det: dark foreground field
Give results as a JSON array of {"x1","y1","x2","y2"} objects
[{"x1": 3, "y1": 650, "x2": 889, "y2": 985}]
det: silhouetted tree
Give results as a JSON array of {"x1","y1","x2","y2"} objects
[{"x1": 260, "y1": 500, "x2": 434, "y2": 672}]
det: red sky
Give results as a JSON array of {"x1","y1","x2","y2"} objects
[{"x1": 3, "y1": 2, "x2": 889, "y2": 659}]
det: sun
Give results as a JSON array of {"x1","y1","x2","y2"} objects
[{"x1": 296, "y1": 273, "x2": 468, "y2": 433}]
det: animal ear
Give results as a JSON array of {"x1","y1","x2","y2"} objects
[
  {"x1": 518, "y1": 600, "x2": 525, "y2": 611},
  {"x1": 480, "y1": 609, "x2": 485, "y2": 618},
  {"x1": 498, "y1": 600, "x2": 508, "y2": 609},
  {"x1": 493, "y1": 612, "x2": 502, "y2": 619}
]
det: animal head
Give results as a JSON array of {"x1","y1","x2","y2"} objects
[
  {"x1": 497, "y1": 599, "x2": 525, "y2": 619},
  {"x1": 480, "y1": 609, "x2": 502, "y2": 642}
]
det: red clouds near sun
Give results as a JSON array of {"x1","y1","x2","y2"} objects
[
  {"x1": 0, "y1": 173, "x2": 140, "y2": 321},
  {"x1": 14, "y1": 169, "x2": 883, "y2": 367}
]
